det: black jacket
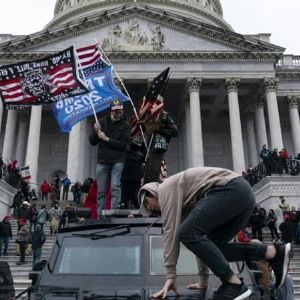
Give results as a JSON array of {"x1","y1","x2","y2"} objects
[
  {"x1": 0, "y1": 221, "x2": 12, "y2": 238},
  {"x1": 150, "y1": 111, "x2": 178, "y2": 153},
  {"x1": 31, "y1": 226, "x2": 46, "y2": 250},
  {"x1": 89, "y1": 115, "x2": 131, "y2": 163},
  {"x1": 279, "y1": 221, "x2": 296, "y2": 243}
]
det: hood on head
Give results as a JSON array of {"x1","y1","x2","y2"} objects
[{"x1": 138, "y1": 182, "x2": 160, "y2": 216}]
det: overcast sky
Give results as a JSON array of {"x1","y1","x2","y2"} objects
[{"x1": 0, "y1": 0, "x2": 299, "y2": 54}]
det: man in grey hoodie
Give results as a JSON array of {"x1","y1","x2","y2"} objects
[{"x1": 139, "y1": 167, "x2": 291, "y2": 300}]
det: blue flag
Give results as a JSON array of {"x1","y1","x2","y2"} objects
[{"x1": 51, "y1": 51, "x2": 128, "y2": 133}]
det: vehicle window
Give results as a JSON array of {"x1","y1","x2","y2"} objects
[
  {"x1": 150, "y1": 236, "x2": 198, "y2": 275},
  {"x1": 55, "y1": 236, "x2": 141, "y2": 274}
]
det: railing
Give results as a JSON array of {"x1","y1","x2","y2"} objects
[
  {"x1": 0, "y1": 161, "x2": 22, "y2": 189},
  {"x1": 276, "y1": 55, "x2": 300, "y2": 68},
  {"x1": 244, "y1": 158, "x2": 300, "y2": 187},
  {"x1": 244, "y1": 162, "x2": 267, "y2": 186}
]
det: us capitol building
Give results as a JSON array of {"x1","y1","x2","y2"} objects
[{"x1": 0, "y1": 0, "x2": 299, "y2": 208}]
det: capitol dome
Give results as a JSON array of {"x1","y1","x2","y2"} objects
[{"x1": 47, "y1": 0, "x2": 232, "y2": 30}]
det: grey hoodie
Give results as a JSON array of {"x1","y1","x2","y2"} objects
[{"x1": 139, "y1": 167, "x2": 239, "y2": 279}]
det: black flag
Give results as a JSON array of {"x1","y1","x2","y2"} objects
[{"x1": 144, "y1": 67, "x2": 170, "y2": 102}]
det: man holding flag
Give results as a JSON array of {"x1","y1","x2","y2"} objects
[{"x1": 89, "y1": 99, "x2": 131, "y2": 215}]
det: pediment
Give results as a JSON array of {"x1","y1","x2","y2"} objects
[
  {"x1": 97, "y1": 19, "x2": 238, "y2": 53},
  {"x1": 36, "y1": 18, "x2": 246, "y2": 53},
  {"x1": 0, "y1": 3, "x2": 284, "y2": 61}
]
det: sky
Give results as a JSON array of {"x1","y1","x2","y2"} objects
[{"x1": 0, "y1": 0, "x2": 299, "y2": 54}]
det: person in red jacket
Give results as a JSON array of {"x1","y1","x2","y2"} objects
[
  {"x1": 279, "y1": 148, "x2": 289, "y2": 174},
  {"x1": 40, "y1": 180, "x2": 50, "y2": 201},
  {"x1": 237, "y1": 226, "x2": 252, "y2": 243}
]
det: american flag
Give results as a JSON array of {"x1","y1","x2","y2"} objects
[
  {"x1": 0, "y1": 46, "x2": 89, "y2": 109},
  {"x1": 76, "y1": 44, "x2": 109, "y2": 75},
  {"x1": 77, "y1": 44, "x2": 101, "y2": 67},
  {"x1": 130, "y1": 68, "x2": 169, "y2": 136}
]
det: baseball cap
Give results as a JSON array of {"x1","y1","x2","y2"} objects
[
  {"x1": 110, "y1": 99, "x2": 123, "y2": 111},
  {"x1": 19, "y1": 218, "x2": 26, "y2": 225}
]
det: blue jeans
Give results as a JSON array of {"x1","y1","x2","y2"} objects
[
  {"x1": 179, "y1": 177, "x2": 267, "y2": 282},
  {"x1": 96, "y1": 162, "x2": 124, "y2": 214},
  {"x1": 0, "y1": 236, "x2": 9, "y2": 255},
  {"x1": 32, "y1": 247, "x2": 42, "y2": 267}
]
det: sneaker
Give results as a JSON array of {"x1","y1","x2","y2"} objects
[
  {"x1": 212, "y1": 282, "x2": 252, "y2": 300},
  {"x1": 268, "y1": 243, "x2": 292, "y2": 289}
]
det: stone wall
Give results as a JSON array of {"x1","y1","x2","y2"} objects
[{"x1": 0, "y1": 180, "x2": 17, "y2": 220}]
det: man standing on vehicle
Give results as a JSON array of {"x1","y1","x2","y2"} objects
[
  {"x1": 90, "y1": 99, "x2": 131, "y2": 215},
  {"x1": 139, "y1": 167, "x2": 291, "y2": 300}
]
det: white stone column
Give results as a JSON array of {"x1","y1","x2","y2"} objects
[
  {"x1": 15, "y1": 117, "x2": 28, "y2": 167},
  {"x1": 177, "y1": 111, "x2": 185, "y2": 170},
  {"x1": 287, "y1": 96, "x2": 300, "y2": 155},
  {"x1": 84, "y1": 121, "x2": 94, "y2": 180},
  {"x1": 225, "y1": 78, "x2": 245, "y2": 174},
  {"x1": 263, "y1": 78, "x2": 283, "y2": 150},
  {"x1": 25, "y1": 106, "x2": 42, "y2": 187},
  {"x1": 2, "y1": 110, "x2": 17, "y2": 163},
  {"x1": 80, "y1": 120, "x2": 87, "y2": 181},
  {"x1": 245, "y1": 114, "x2": 258, "y2": 166},
  {"x1": 186, "y1": 78, "x2": 204, "y2": 167},
  {"x1": 67, "y1": 119, "x2": 87, "y2": 184},
  {"x1": 184, "y1": 101, "x2": 193, "y2": 168},
  {"x1": 254, "y1": 96, "x2": 268, "y2": 149}
]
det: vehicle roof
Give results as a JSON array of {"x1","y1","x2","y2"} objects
[{"x1": 59, "y1": 217, "x2": 163, "y2": 234}]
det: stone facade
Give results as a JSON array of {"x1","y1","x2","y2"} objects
[
  {"x1": 0, "y1": 180, "x2": 17, "y2": 220},
  {"x1": 0, "y1": 0, "x2": 299, "y2": 194}
]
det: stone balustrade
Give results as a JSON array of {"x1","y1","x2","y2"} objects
[{"x1": 277, "y1": 55, "x2": 300, "y2": 68}]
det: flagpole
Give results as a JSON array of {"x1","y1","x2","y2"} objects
[
  {"x1": 95, "y1": 40, "x2": 148, "y2": 148},
  {"x1": 144, "y1": 134, "x2": 154, "y2": 162},
  {"x1": 74, "y1": 45, "x2": 99, "y2": 124}
]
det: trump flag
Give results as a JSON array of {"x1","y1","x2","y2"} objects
[
  {"x1": 51, "y1": 45, "x2": 128, "y2": 133},
  {"x1": 0, "y1": 46, "x2": 89, "y2": 109}
]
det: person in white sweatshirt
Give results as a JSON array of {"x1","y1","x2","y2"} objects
[{"x1": 139, "y1": 167, "x2": 291, "y2": 300}]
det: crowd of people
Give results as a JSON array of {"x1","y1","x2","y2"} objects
[
  {"x1": 0, "y1": 199, "x2": 82, "y2": 268},
  {"x1": 0, "y1": 157, "x2": 23, "y2": 189},
  {"x1": 1, "y1": 97, "x2": 298, "y2": 300},
  {"x1": 243, "y1": 145, "x2": 300, "y2": 186},
  {"x1": 247, "y1": 197, "x2": 300, "y2": 244}
]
